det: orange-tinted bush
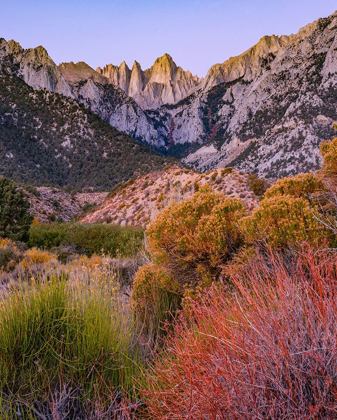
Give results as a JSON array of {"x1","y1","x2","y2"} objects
[
  {"x1": 265, "y1": 172, "x2": 325, "y2": 200},
  {"x1": 22, "y1": 248, "x2": 56, "y2": 268},
  {"x1": 241, "y1": 195, "x2": 328, "y2": 249},
  {"x1": 141, "y1": 246, "x2": 337, "y2": 419},
  {"x1": 146, "y1": 186, "x2": 246, "y2": 285},
  {"x1": 320, "y1": 137, "x2": 337, "y2": 180}
]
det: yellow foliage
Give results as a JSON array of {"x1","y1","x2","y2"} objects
[
  {"x1": 241, "y1": 195, "x2": 328, "y2": 249},
  {"x1": 0, "y1": 238, "x2": 15, "y2": 249},
  {"x1": 22, "y1": 248, "x2": 56, "y2": 267},
  {"x1": 70, "y1": 254, "x2": 104, "y2": 268},
  {"x1": 265, "y1": 173, "x2": 325, "y2": 200},
  {"x1": 146, "y1": 185, "x2": 246, "y2": 284},
  {"x1": 320, "y1": 137, "x2": 337, "y2": 179}
]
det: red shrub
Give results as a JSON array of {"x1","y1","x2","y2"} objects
[{"x1": 141, "y1": 246, "x2": 337, "y2": 419}]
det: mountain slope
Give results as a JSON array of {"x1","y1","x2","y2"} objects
[
  {"x1": 1, "y1": 10, "x2": 337, "y2": 180},
  {"x1": 156, "y1": 12, "x2": 337, "y2": 177},
  {"x1": 82, "y1": 166, "x2": 258, "y2": 227},
  {"x1": 0, "y1": 38, "x2": 166, "y2": 147},
  {"x1": 58, "y1": 61, "x2": 165, "y2": 145},
  {"x1": 0, "y1": 69, "x2": 171, "y2": 190}
]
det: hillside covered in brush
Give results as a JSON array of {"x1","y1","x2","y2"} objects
[
  {"x1": 0, "y1": 68, "x2": 171, "y2": 190},
  {"x1": 82, "y1": 166, "x2": 260, "y2": 226}
]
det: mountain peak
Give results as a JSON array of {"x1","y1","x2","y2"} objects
[
  {"x1": 58, "y1": 61, "x2": 106, "y2": 84},
  {"x1": 132, "y1": 60, "x2": 142, "y2": 70},
  {"x1": 156, "y1": 53, "x2": 174, "y2": 63},
  {"x1": 98, "y1": 53, "x2": 201, "y2": 109},
  {"x1": 6, "y1": 39, "x2": 23, "y2": 54}
]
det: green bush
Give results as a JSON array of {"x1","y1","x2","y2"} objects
[
  {"x1": 132, "y1": 264, "x2": 182, "y2": 338},
  {"x1": 248, "y1": 173, "x2": 268, "y2": 197},
  {"x1": 28, "y1": 222, "x2": 144, "y2": 257},
  {"x1": 264, "y1": 172, "x2": 325, "y2": 200},
  {"x1": 0, "y1": 238, "x2": 23, "y2": 272},
  {"x1": 242, "y1": 195, "x2": 328, "y2": 249},
  {"x1": 147, "y1": 186, "x2": 246, "y2": 285}
]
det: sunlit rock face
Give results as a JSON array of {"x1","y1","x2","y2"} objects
[
  {"x1": 159, "y1": 12, "x2": 337, "y2": 177},
  {"x1": 0, "y1": 38, "x2": 74, "y2": 97},
  {"x1": 97, "y1": 53, "x2": 202, "y2": 109},
  {"x1": 2, "y1": 9, "x2": 337, "y2": 179}
]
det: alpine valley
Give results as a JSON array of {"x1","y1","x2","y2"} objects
[{"x1": 1, "y1": 9, "x2": 337, "y2": 192}]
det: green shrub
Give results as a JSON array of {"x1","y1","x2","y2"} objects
[
  {"x1": 132, "y1": 264, "x2": 181, "y2": 337},
  {"x1": 248, "y1": 173, "x2": 268, "y2": 197},
  {"x1": 241, "y1": 195, "x2": 328, "y2": 249},
  {"x1": 28, "y1": 222, "x2": 144, "y2": 257},
  {"x1": 265, "y1": 173, "x2": 325, "y2": 200},
  {"x1": 320, "y1": 136, "x2": 337, "y2": 179}
]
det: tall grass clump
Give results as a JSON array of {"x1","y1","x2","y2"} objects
[
  {"x1": 0, "y1": 272, "x2": 143, "y2": 418},
  {"x1": 28, "y1": 222, "x2": 144, "y2": 258},
  {"x1": 141, "y1": 246, "x2": 337, "y2": 419},
  {"x1": 131, "y1": 264, "x2": 181, "y2": 341}
]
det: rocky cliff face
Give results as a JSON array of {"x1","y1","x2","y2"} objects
[
  {"x1": 0, "y1": 58, "x2": 170, "y2": 190},
  {"x1": 0, "y1": 38, "x2": 74, "y2": 97},
  {"x1": 0, "y1": 40, "x2": 165, "y2": 146},
  {"x1": 97, "y1": 54, "x2": 202, "y2": 109},
  {"x1": 58, "y1": 61, "x2": 164, "y2": 145},
  {"x1": 1, "y1": 10, "x2": 337, "y2": 180},
  {"x1": 155, "y1": 12, "x2": 337, "y2": 177}
]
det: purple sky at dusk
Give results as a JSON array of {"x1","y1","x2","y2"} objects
[{"x1": 2, "y1": 0, "x2": 337, "y2": 76}]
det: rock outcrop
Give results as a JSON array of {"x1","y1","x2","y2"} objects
[
  {"x1": 97, "y1": 53, "x2": 202, "y2": 109},
  {"x1": 58, "y1": 61, "x2": 164, "y2": 145},
  {"x1": 0, "y1": 38, "x2": 74, "y2": 97}
]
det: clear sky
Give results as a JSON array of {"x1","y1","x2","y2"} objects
[{"x1": 2, "y1": 0, "x2": 336, "y2": 77}]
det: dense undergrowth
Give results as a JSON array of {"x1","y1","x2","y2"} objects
[
  {"x1": 28, "y1": 222, "x2": 144, "y2": 259},
  {"x1": 1, "y1": 135, "x2": 337, "y2": 418}
]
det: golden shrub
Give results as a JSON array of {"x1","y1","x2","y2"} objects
[
  {"x1": 146, "y1": 185, "x2": 246, "y2": 284},
  {"x1": 265, "y1": 173, "x2": 325, "y2": 200},
  {"x1": 242, "y1": 195, "x2": 328, "y2": 249},
  {"x1": 22, "y1": 248, "x2": 56, "y2": 268},
  {"x1": 320, "y1": 137, "x2": 337, "y2": 179}
]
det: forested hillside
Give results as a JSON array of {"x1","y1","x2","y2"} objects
[{"x1": 0, "y1": 71, "x2": 171, "y2": 190}]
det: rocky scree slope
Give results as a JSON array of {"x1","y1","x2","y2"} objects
[
  {"x1": 25, "y1": 187, "x2": 108, "y2": 223},
  {"x1": 0, "y1": 58, "x2": 171, "y2": 189},
  {"x1": 82, "y1": 166, "x2": 258, "y2": 227}
]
